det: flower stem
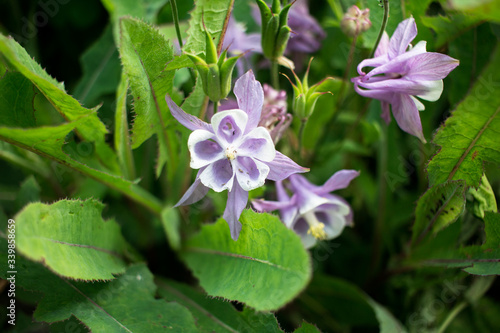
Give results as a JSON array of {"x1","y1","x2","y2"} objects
[
  {"x1": 369, "y1": 0, "x2": 390, "y2": 59},
  {"x1": 298, "y1": 118, "x2": 307, "y2": 159},
  {"x1": 170, "y1": 0, "x2": 183, "y2": 49},
  {"x1": 271, "y1": 60, "x2": 280, "y2": 90},
  {"x1": 213, "y1": 101, "x2": 219, "y2": 114},
  {"x1": 437, "y1": 301, "x2": 468, "y2": 333},
  {"x1": 334, "y1": 34, "x2": 358, "y2": 116}
]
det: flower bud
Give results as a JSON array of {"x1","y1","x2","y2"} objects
[
  {"x1": 256, "y1": 0, "x2": 292, "y2": 61},
  {"x1": 340, "y1": 5, "x2": 371, "y2": 37},
  {"x1": 187, "y1": 30, "x2": 240, "y2": 102}
]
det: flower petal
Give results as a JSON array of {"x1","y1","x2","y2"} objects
[
  {"x1": 353, "y1": 79, "x2": 395, "y2": 103},
  {"x1": 388, "y1": 17, "x2": 417, "y2": 59},
  {"x1": 174, "y1": 172, "x2": 209, "y2": 207},
  {"x1": 381, "y1": 101, "x2": 391, "y2": 124},
  {"x1": 405, "y1": 53, "x2": 459, "y2": 81},
  {"x1": 392, "y1": 94, "x2": 426, "y2": 143},
  {"x1": 276, "y1": 180, "x2": 298, "y2": 227},
  {"x1": 237, "y1": 127, "x2": 276, "y2": 162},
  {"x1": 234, "y1": 156, "x2": 269, "y2": 191},
  {"x1": 199, "y1": 159, "x2": 235, "y2": 192},
  {"x1": 315, "y1": 170, "x2": 360, "y2": 195},
  {"x1": 416, "y1": 79, "x2": 443, "y2": 102},
  {"x1": 166, "y1": 94, "x2": 212, "y2": 132},
  {"x1": 365, "y1": 41, "x2": 427, "y2": 78},
  {"x1": 375, "y1": 31, "x2": 390, "y2": 57},
  {"x1": 356, "y1": 76, "x2": 442, "y2": 97},
  {"x1": 356, "y1": 54, "x2": 389, "y2": 75},
  {"x1": 188, "y1": 130, "x2": 224, "y2": 169},
  {"x1": 289, "y1": 175, "x2": 331, "y2": 215},
  {"x1": 265, "y1": 151, "x2": 309, "y2": 181},
  {"x1": 234, "y1": 70, "x2": 264, "y2": 133},
  {"x1": 223, "y1": 182, "x2": 248, "y2": 241},
  {"x1": 211, "y1": 109, "x2": 248, "y2": 144}
]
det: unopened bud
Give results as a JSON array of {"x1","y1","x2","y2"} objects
[{"x1": 340, "y1": 5, "x2": 371, "y2": 37}]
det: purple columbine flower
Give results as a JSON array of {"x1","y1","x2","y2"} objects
[
  {"x1": 351, "y1": 17, "x2": 459, "y2": 142},
  {"x1": 166, "y1": 71, "x2": 308, "y2": 241},
  {"x1": 252, "y1": 170, "x2": 359, "y2": 248},
  {"x1": 287, "y1": 0, "x2": 326, "y2": 54}
]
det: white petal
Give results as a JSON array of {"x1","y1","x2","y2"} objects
[
  {"x1": 211, "y1": 109, "x2": 248, "y2": 145},
  {"x1": 410, "y1": 96, "x2": 426, "y2": 111},
  {"x1": 199, "y1": 159, "x2": 235, "y2": 192},
  {"x1": 237, "y1": 127, "x2": 276, "y2": 162},
  {"x1": 188, "y1": 130, "x2": 224, "y2": 169},
  {"x1": 416, "y1": 80, "x2": 443, "y2": 102},
  {"x1": 234, "y1": 156, "x2": 270, "y2": 191}
]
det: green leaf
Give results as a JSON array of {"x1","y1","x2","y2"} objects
[
  {"x1": 366, "y1": 299, "x2": 408, "y2": 333},
  {"x1": 0, "y1": 34, "x2": 119, "y2": 173},
  {"x1": 447, "y1": 0, "x2": 500, "y2": 24},
  {"x1": 0, "y1": 255, "x2": 197, "y2": 332},
  {"x1": 114, "y1": 74, "x2": 136, "y2": 180},
  {"x1": 15, "y1": 199, "x2": 129, "y2": 280},
  {"x1": 101, "y1": 0, "x2": 169, "y2": 44},
  {"x1": 161, "y1": 206, "x2": 181, "y2": 250},
  {"x1": 427, "y1": 46, "x2": 500, "y2": 188},
  {"x1": 421, "y1": 13, "x2": 483, "y2": 48},
  {"x1": 14, "y1": 175, "x2": 41, "y2": 211},
  {"x1": 468, "y1": 174, "x2": 498, "y2": 219},
  {"x1": 184, "y1": 0, "x2": 234, "y2": 56},
  {"x1": 0, "y1": 116, "x2": 162, "y2": 214},
  {"x1": 157, "y1": 279, "x2": 283, "y2": 332},
  {"x1": 412, "y1": 180, "x2": 466, "y2": 245},
  {"x1": 0, "y1": 71, "x2": 36, "y2": 127},
  {"x1": 294, "y1": 322, "x2": 322, "y2": 333},
  {"x1": 119, "y1": 17, "x2": 175, "y2": 177},
  {"x1": 73, "y1": 25, "x2": 121, "y2": 107},
  {"x1": 180, "y1": 209, "x2": 312, "y2": 311}
]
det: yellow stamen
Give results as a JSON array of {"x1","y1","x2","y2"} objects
[
  {"x1": 303, "y1": 211, "x2": 327, "y2": 240},
  {"x1": 225, "y1": 146, "x2": 237, "y2": 160}
]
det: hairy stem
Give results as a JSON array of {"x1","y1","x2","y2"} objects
[{"x1": 369, "y1": 0, "x2": 390, "y2": 59}]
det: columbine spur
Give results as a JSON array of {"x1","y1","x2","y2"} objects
[
  {"x1": 351, "y1": 17, "x2": 459, "y2": 142},
  {"x1": 165, "y1": 71, "x2": 308, "y2": 241},
  {"x1": 252, "y1": 170, "x2": 359, "y2": 248}
]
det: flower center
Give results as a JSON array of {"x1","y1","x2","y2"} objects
[
  {"x1": 303, "y1": 211, "x2": 327, "y2": 240},
  {"x1": 225, "y1": 146, "x2": 237, "y2": 161}
]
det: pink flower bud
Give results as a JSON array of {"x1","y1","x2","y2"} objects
[{"x1": 340, "y1": 5, "x2": 371, "y2": 37}]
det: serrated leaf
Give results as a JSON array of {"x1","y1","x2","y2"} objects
[
  {"x1": 427, "y1": 46, "x2": 500, "y2": 188},
  {"x1": 101, "y1": 0, "x2": 169, "y2": 44},
  {"x1": 15, "y1": 199, "x2": 128, "y2": 280},
  {"x1": 184, "y1": 0, "x2": 234, "y2": 56},
  {"x1": 73, "y1": 25, "x2": 121, "y2": 107},
  {"x1": 0, "y1": 34, "x2": 119, "y2": 173},
  {"x1": 119, "y1": 17, "x2": 175, "y2": 177},
  {"x1": 0, "y1": 116, "x2": 162, "y2": 214},
  {"x1": 0, "y1": 256, "x2": 197, "y2": 332},
  {"x1": 157, "y1": 279, "x2": 283, "y2": 332},
  {"x1": 0, "y1": 71, "x2": 36, "y2": 127},
  {"x1": 180, "y1": 209, "x2": 312, "y2": 311},
  {"x1": 114, "y1": 74, "x2": 136, "y2": 180},
  {"x1": 412, "y1": 180, "x2": 466, "y2": 244},
  {"x1": 14, "y1": 175, "x2": 40, "y2": 211}
]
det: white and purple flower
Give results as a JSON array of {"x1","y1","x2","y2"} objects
[
  {"x1": 351, "y1": 18, "x2": 459, "y2": 142},
  {"x1": 252, "y1": 170, "x2": 359, "y2": 248},
  {"x1": 165, "y1": 71, "x2": 308, "y2": 240}
]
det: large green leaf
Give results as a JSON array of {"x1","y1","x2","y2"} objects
[
  {"x1": 0, "y1": 116, "x2": 162, "y2": 214},
  {"x1": 119, "y1": 17, "x2": 175, "y2": 177},
  {"x1": 157, "y1": 279, "x2": 283, "y2": 332},
  {"x1": 412, "y1": 180, "x2": 466, "y2": 245},
  {"x1": 427, "y1": 46, "x2": 500, "y2": 188},
  {"x1": 14, "y1": 199, "x2": 128, "y2": 280},
  {"x1": 180, "y1": 209, "x2": 312, "y2": 311},
  {"x1": 73, "y1": 26, "x2": 121, "y2": 107},
  {"x1": 0, "y1": 255, "x2": 197, "y2": 332},
  {"x1": 420, "y1": 13, "x2": 483, "y2": 48},
  {"x1": 101, "y1": 0, "x2": 170, "y2": 44},
  {"x1": 0, "y1": 71, "x2": 36, "y2": 127},
  {"x1": 0, "y1": 34, "x2": 119, "y2": 173},
  {"x1": 184, "y1": 0, "x2": 234, "y2": 55}
]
